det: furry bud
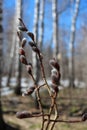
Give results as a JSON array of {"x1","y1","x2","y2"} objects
[
  {"x1": 51, "y1": 74, "x2": 59, "y2": 85},
  {"x1": 16, "y1": 111, "x2": 31, "y2": 119},
  {"x1": 26, "y1": 64, "x2": 32, "y2": 74},
  {"x1": 20, "y1": 55, "x2": 27, "y2": 65},
  {"x1": 21, "y1": 38, "x2": 27, "y2": 47},
  {"x1": 82, "y1": 113, "x2": 87, "y2": 121},
  {"x1": 29, "y1": 41, "x2": 36, "y2": 47},
  {"x1": 49, "y1": 59, "x2": 60, "y2": 71},
  {"x1": 19, "y1": 47, "x2": 25, "y2": 56},
  {"x1": 50, "y1": 83, "x2": 59, "y2": 93},
  {"x1": 27, "y1": 31, "x2": 34, "y2": 41},
  {"x1": 22, "y1": 86, "x2": 35, "y2": 96},
  {"x1": 51, "y1": 68, "x2": 58, "y2": 75},
  {"x1": 39, "y1": 53, "x2": 43, "y2": 60},
  {"x1": 18, "y1": 26, "x2": 27, "y2": 32},
  {"x1": 32, "y1": 46, "x2": 40, "y2": 53}
]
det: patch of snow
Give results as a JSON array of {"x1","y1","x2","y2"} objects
[
  {"x1": 1, "y1": 90, "x2": 13, "y2": 96},
  {"x1": 60, "y1": 79, "x2": 69, "y2": 87}
]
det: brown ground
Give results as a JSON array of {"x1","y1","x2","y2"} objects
[{"x1": 2, "y1": 87, "x2": 87, "y2": 130}]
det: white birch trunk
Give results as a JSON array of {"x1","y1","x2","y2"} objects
[
  {"x1": 15, "y1": 0, "x2": 22, "y2": 94},
  {"x1": 69, "y1": 0, "x2": 80, "y2": 87},
  {"x1": 52, "y1": 0, "x2": 59, "y2": 59},
  {"x1": 6, "y1": 15, "x2": 16, "y2": 87},
  {"x1": 15, "y1": 0, "x2": 21, "y2": 77},
  {"x1": 33, "y1": 0, "x2": 40, "y2": 109},
  {"x1": 39, "y1": 0, "x2": 45, "y2": 50},
  {"x1": 33, "y1": 0, "x2": 40, "y2": 82}
]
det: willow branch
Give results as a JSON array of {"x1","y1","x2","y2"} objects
[
  {"x1": 29, "y1": 73, "x2": 45, "y2": 130},
  {"x1": 50, "y1": 93, "x2": 59, "y2": 130}
]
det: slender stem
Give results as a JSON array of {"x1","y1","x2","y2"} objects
[
  {"x1": 45, "y1": 119, "x2": 83, "y2": 123},
  {"x1": 38, "y1": 53, "x2": 51, "y2": 93},
  {"x1": 30, "y1": 73, "x2": 36, "y2": 83},
  {"x1": 50, "y1": 94, "x2": 59, "y2": 130},
  {"x1": 38, "y1": 54, "x2": 59, "y2": 130},
  {"x1": 38, "y1": 53, "x2": 56, "y2": 130},
  {"x1": 45, "y1": 97, "x2": 54, "y2": 130},
  {"x1": 18, "y1": 20, "x2": 45, "y2": 129},
  {"x1": 20, "y1": 113, "x2": 83, "y2": 124},
  {"x1": 30, "y1": 73, "x2": 45, "y2": 130},
  {"x1": 45, "y1": 93, "x2": 57, "y2": 130},
  {"x1": 36, "y1": 89, "x2": 45, "y2": 130},
  {"x1": 34, "y1": 83, "x2": 46, "y2": 92}
]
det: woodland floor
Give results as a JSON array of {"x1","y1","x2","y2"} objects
[{"x1": 2, "y1": 87, "x2": 87, "y2": 130}]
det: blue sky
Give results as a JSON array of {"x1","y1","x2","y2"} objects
[{"x1": 3, "y1": 0, "x2": 87, "y2": 45}]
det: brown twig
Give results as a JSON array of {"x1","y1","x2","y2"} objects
[
  {"x1": 18, "y1": 19, "x2": 45, "y2": 130},
  {"x1": 29, "y1": 64, "x2": 45, "y2": 130},
  {"x1": 16, "y1": 18, "x2": 87, "y2": 130},
  {"x1": 16, "y1": 112, "x2": 85, "y2": 124},
  {"x1": 45, "y1": 92, "x2": 57, "y2": 130},
  {"x1": 50, "y1": 93, "x2": 59, "y2": 130},
  {"x1": 45, "y1": 119, "x2": 84, "y2": 123}
]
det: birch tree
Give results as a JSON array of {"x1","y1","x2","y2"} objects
[
  {"x1": 52, "y1": 0, "x2": 59, "y2": 59},
  {"x1": 33, "y1": 0, "x2": 40, "y2": 82},
  {"x1": 6, "y1": 15, "x2": 16, "y2": 87},
  {"x1": 0, "y1": 0, "x2": 5, "y2": 129},
  {"x1": 39, "y1": 0, "x2": 45, "y2": 50},
  {"x1": 69, "y1": 0, "x2": 80, "y2": 87},
  {"x1": 33, "y1": 0, "x2": 40, "y2": 108},
  {"x1": 15, "y1": 0, "x2": 22, "y2": 95}
]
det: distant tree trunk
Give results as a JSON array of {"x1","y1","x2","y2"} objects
[
  {"x1": 33, "y1": 0, "x2": 40, "y2": 79},
  {"x1": 39, "y1": 0, "x2": 45, "y2": 50},
  {"x1": 38, "y1": 0, "x2": 45, "y2": 79},
  {"x1": 33, "y1": 0, "x2": 40, "y2": 108},
  {"x1": 52, "y1": 0, "x2": 59, "y2": 59},
  {"x1": 0, "y1": 1, "x2": 5, "y2": 129},
  {"x1": 69, "y1": 0, "x2": 80, "y2": 88},
  {"x1": 6, "y1": 16, "x2": 16, "y2": 87},
  {"x1": 15, "y1": 0, "x2": 23, "y2": 95}
]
